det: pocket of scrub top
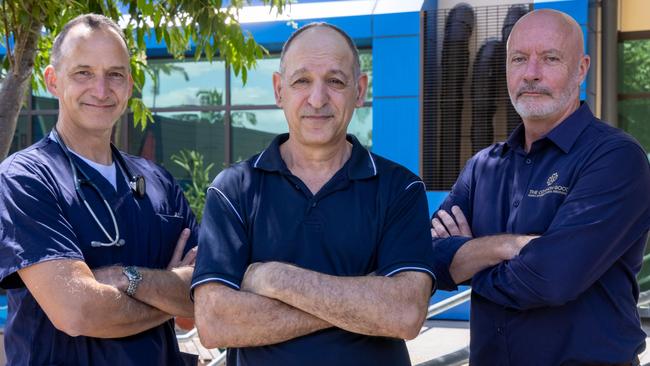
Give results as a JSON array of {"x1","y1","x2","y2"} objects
[{"x1": 156, "y1": 213, "x2": 185, "y2": 265}]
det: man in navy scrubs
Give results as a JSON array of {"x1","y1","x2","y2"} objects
[
  {"x1": 192, "y1": 23, "x2": 435, "y2": 366},
  {"x1": 431, "y1": 9, "x2": 650, "y2": 365},
  {"x1": 0, "y1": 14, "x2": 198, "y2": 365}
]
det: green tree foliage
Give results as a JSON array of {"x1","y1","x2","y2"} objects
[
  {"x1": 171, "y1": 149, "x2": 214, "y2": 222},
  {"x1": 0, "y1": 0, "x2": 288, "y2": 159}
]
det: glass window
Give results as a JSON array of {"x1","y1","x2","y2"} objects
[
  {"x1": 141, "y1": 59, "x2": 226, "y2": 109},
  {"x1": 231, "y1": 109, "x2": 288, "y2": 162},
  {"x1": 348, "y1": 106, "x2": 372, "y2": 148},
  {"x1": 32, "y1": 114, "x2": 57, "y2": 142},
  {"x1": 8, "y1": 115, "x2": 30, "y2": 154},
  {"x1": 32, "y1": 87, "x2": 58, "y2": 110},
  {"x1": 231, "y1": 57, "x2": 280, "y2": 106},
  {"x1": 360, "y1": 50, "x2": 373, "y2": 102},
  {"x1": 618, "y1": 39, "x2": 650, "y2": 156},
  {"x1": 127, "y1": 111, "x2": 226, "y2": 180}
]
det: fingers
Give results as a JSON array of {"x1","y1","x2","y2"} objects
[
  {"x1": 167, "y1": 228, "x2": 191, "y2": 270},
  {"x1": 180, "y1": 246, "x2": 198, "y2": 267},
  {"x1": 431, "y1": 217, "x2": 450, "y2": 238},
  {"x1": 431, "y1": 207, "x2": 472, "y2": 238},
  {"x1": 437, "y1": 210, "x2": 461, "y2": 236},
  {"x1": 451, "y1": 206, "x2": 472, "y2": 237}
]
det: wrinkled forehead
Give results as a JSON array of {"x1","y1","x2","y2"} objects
[{"x1": 282, "y1": 27, "x2": 355, "y2": 75}]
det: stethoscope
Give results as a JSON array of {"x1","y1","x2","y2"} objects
[{"x1": 51, "y1": 127, "x2": 146, "y2": 248}]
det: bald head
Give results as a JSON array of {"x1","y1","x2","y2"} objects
[
  {"x1": 279, "y1": 23, "x2": 361, "y2": 80},
  {"x1": 508, "y1": 9, "x2": 585, "y2": 61}
]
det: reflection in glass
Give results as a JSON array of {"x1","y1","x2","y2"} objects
[
  {"x1": 232, "y1": 109, "x2": 288, "y2": 162},
  {"x1": 231, "y1": 57, "x2": 279, "y2": 106},
  {"x1": 9, "y1": 115, "x2": 30, "y2": 154},
  {"x1": 32, "y1": 87, "x2": 58, "y2": 110},
  {"x1": 619, "y1": 40, "x2": 650, "y2": 94},
  {"x1": 348, "y1": 106, "x2": 372, "y2": 149},
  {"x1": 127, "y1": 111, "x2": 226, "y2": 180},
  {"x1": 619, "y1": 99, "x2": 650, "y2": 155},
  {"x1": 142, "y1": 59, "x2": 226, "y2": 109},
  {"x1": 359, "y1": 50, "x2": 373, "y2": 102},
  {"x1": 31, "y1": 114, "x2": 57, "y2": 142}
]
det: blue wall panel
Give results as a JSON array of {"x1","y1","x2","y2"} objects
[
  {"x1": 534, "y1": 0, "x2": 588, "y2": 25},
  {"x1": 373, "y1": 12, "x2": 420, "y2": 37},
  {"x1": 372, "y1": 97, "x2": 420, "y2": 174},
  {"x1": 372, "y1": 36, "x2": 420, "y2": 98}
]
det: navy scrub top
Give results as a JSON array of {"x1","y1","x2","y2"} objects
[
  {"x1": 0, "y1": 136, "x2": 198, "y2": 366},
  {"x1": 192, "y1": 134, "x2": 436, "y2": 366},
  {"x1": 432, "y1": 104, "x2": 650, "y2": 365}
]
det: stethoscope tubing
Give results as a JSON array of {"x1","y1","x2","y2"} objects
[{"x1": 50, "y1": 127, "x2": 139, "y2": 247}]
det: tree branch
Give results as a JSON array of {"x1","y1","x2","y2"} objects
[{"x1": 2, "y1": 0, "x2": 14, "y2": 70}]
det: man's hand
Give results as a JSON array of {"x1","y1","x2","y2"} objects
[
  {"x1": 431, "y1": 205, "x2": 473, "y2": 238},
  {"x1": 167, "y1": 228, "x2": 198, "y2": 270}
]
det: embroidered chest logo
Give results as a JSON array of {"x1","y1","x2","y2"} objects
[{"x1": 528, "y1": 172, "x2": 568, "y2": 198}]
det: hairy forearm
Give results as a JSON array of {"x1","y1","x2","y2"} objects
[
  {"x1": 93, "y1": 265, "x2": 194, "y2": 317},
  {"x1": 20, "y1": 260, "x2": 171, "y2": 339},
  {"x1": 76, "y1": 282, "x2": 172, "y2": 338},
  {"x1": 450, "y1": 234, "x2": 535, "y2": 284},
  {"x1": 133, "y1": 267, "x2": 194, "y2": 317},
  {"x1": 194, "y1": 282, "x2": 331, "y2": 348},
  {"x1": 247, "y1": 264, "x2": 432, "y2": 340}
]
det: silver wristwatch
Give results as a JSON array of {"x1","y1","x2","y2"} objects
[{"x1": 122, "y1": 266, "x2": 142, "y2": 297}]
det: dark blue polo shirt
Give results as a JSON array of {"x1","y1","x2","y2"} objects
[
  {"x1": 192, "y1": 134, "x2": 435, "y2": 366},
  {"x1": 432, "y1": 103, "x2": 650, "y2": 365},
  {"x1": 0, "y1": 136, "x2": 198, "y2": 366}
]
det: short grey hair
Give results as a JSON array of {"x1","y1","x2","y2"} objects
[
  {"x1": 279, "y1": 22, "x2": 361, "y2": 79},
  {"x1": 51, "y1": 14, "x2": 129, "y2": 69}
]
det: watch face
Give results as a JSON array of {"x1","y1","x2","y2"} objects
[{"x1": 126, "y1": 266, "x2": 142, "y2": 280}]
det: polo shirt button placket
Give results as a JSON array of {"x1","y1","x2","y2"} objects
[{"x1": 525, "y1": 158, "x2": 532, "y2": 165}]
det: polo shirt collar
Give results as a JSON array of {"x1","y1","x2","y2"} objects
[
  {"x1": 504, "y1": 102, "x2": 593, "y2": 155},
  {"x1": 252, "y1": 133, "x2": 377, "y2": 180}
]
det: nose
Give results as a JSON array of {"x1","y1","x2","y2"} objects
[
  {"x1": 522, "y1": 57, "x2": 542, "y2": 83},
  {"x1": 90, "y1": 76, "x2": 110, "y2": 100},
  {"x1": 307, "y1": 80, "x2": 329, "y2": 109}
]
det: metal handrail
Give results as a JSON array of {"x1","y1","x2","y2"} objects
[
  {"x1": 175, "y1": 328, "x2": 198, "y2": 341},
  {"x1": 427, "y1": 289, "x2": 472, "y2": 319}
]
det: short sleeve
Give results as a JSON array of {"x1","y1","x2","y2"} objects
[
  {"x1": 191, "y1": 172, "x2": 250, "y2": 298},
  {"x1": 0, "y1": 167, "x2": 84, "y2": 289},
  {"x1": 375, "y1": 178, "x2": 437, "y2": 290}
]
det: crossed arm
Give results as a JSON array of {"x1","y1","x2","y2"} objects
[
  {"x1": 18, "y1": 228, "x2": 197, "y2": 338},
  {"x1": 431, "y1": 206, "x2": 537, "y2": 284},
  {"x1": 194, "y1": 268, "x2": 432, "y2": 349}
]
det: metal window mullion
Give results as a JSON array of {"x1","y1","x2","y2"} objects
[{"x1": 225, "y1": 64, "x2": 232, "y2": 166}]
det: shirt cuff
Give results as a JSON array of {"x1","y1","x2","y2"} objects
[
  {"x1": 190, "y1": 273, "x2": 241, "y2": 301},
  {"x1": 379, "y1": 263, "x2": 438, "y2": 294},
  {"x1": 431, "y1": 236, "x2": 471, "y2": 291}
]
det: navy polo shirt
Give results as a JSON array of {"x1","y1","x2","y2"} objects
[
  {"x1": 192, "y1": 133, "x2": 435, "y2": 366},
  {"x1": 0, "y1": 136, "x2": 198, "y2": 366},
  {"x1": 432, "y1": 103, "x2": 650, "y2": 365}
]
